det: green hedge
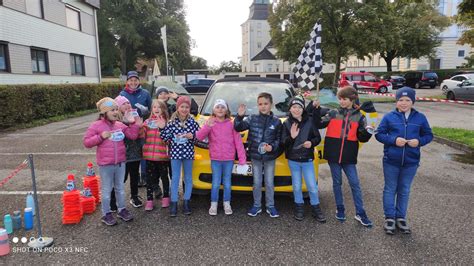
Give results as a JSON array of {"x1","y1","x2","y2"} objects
[{"x1": 0, "y1": 83, "x2": 123, "y2": 129}]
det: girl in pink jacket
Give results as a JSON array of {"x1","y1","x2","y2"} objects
[
  {"x1": 196, "y1": 99, "x2": 246, "y2": 216},
  {"x1": 83, "y1": 97, "x2": 142, "y2": 226}
]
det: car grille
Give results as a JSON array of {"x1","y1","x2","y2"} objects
[{"x1": 198, "y1": 173, "x2": 292, "y2": 187}]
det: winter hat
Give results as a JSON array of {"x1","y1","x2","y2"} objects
[
  {"x1": 176, "y1": 96, "x2": 191, "y2": 109},
  {"x1": 114, "y1": 95, "x2": 130, "y2": 107},
  {"x1": 96, "y1": 97, "x2": 117, "y2": 114},
  {"x1": 213, "y1": 99, "x2": 227, "y2": 109},
  {"x1": 155, "y1": 86, "x2": 169, "y2": 96},
  {"x1": 127, "y1": 71, "x2": 139, "y2": 80},
  {"x1": 337, "y1": 86, "x2": 358, "y2": 101},
  {"x1": 289, "y1": 96, "x2": 305, "y2": 109},
  {"x1": 396, "y1": 86, "x2": 416, "y2": 103}
]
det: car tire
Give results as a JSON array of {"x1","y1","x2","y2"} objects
[
  {"x1": 430, "y1": 85, "x2": 436, "y2": 89},
  {"x1": 447, "y1": 92, "x2": 455, "y2": 100},
  {"x1": 379, "y1": 86, "x2": 388, "y2": 93},
  {"x1": 415, "y1": 83, "x2": 420, "y2": 89},
  {"x1": 442, "y1": 85, "x2": 448, "y2": 95}
]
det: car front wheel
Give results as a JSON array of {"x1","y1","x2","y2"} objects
[
  {"x1": 442, "y1": 85, "x2": 448, "y2": 95},
  {"x1": 379, "y1": 86, "x2": 388, "y2": 93},
  {"x1": 447, "y1": 91, "x2": 455, "y2": 100}
]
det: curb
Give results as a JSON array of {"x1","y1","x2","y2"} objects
[{"x1": 433, "y1": 136, "x2": 473, "y2": 153}]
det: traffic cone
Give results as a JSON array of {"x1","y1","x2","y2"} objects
[
  {"x1": 61, "y1": 174, "x2": 83, "y2": 224},
  {"x1": 80, "y1": 188, "x2": 96, "y2": 214},
  {"x1": 83, "y1": 162, "x2": 101, "y2": 205}
]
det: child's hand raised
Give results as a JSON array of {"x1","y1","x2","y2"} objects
[
  {"x1": 134, "y1": 116, "x2": 143, "y2": 127},
  {"x1": 237, "y1": 104, "x2": 247, "y2": 116},
  {"x1": 312, "y1": 100, "x2": 320, "y2": 109},
  {"x1": 101, "y1": 131, "x2": 111, "y2": 139},
  {"x1": 290, "y1": 123, "x2": 300, "y2": 139},
  {"x1": 396, "y1": 137, "x2": 407, "y2": 147},
  {"x1": 156, "y1": 116, "x2": 167, "y2": 129},
  {"x1": 206, "y1": 117, "x2": 215, "y2": 127},
  {"x1": 169, "y1": 91, "x2": 179, "y2": 100}
]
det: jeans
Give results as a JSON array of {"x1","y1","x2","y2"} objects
[
  {"x1": 99, "y1": 163, "x2": 126, "y2": 216},
  {"x1": 170, "y1": 159, "x2": 193, "y2": 202},
  {"x1": 146, "y1": 160, "x2": 169, "y2": 200},
  {"x1": 251, "y1": 159, "x2": 276, "y2": 208},
  {"x1": 383, "y1": 162, "x2": 418, "y2": 219},
  {"x1": 210, "y1": 160, "x2": 233, "y2": 202},
  {"x1": 140, "y1": 159, "x2": 147, "y2": 182},
  {"x1": 110, "y1": 160, "x2": 139, "y2": 209},
  {"x1": 328, "y1": 163, "x2": 367, "y2": 216},
  {"x1": 288, "y1": 160, "x2": 320, "y2": 205}
]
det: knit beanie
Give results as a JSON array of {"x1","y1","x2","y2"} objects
[
  {"x1": 396, "y1": 86, "x2": 416, "y2": 103},
  {"x1": 127, "y1": 71, "x2": 139, "y2": 80},
  {"x1": 96, "y1": 97, "x2": 117, "y2": 114},
  {"x1": 176, "y1": 96, "x2": 191, "y2": 109},
  {"x1": 114, "y1": 95, "x2": 130, "y2": 107},
  {"x1": 155, "y1": 86, "x2": 170, "y2": 96},
  {"x1": 337, "y1": 86, "x2": 358, "y2": 101},
  {"x1": 289, "y1": 96, "x2": 305, "y2": 109},
  {"x1": 213, "y1": 99, "x2": 227, "y2": 109}
]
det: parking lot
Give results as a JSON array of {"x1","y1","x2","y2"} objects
[{"x1": 0, "y1": 94, "x2": 473, "y2": 263}]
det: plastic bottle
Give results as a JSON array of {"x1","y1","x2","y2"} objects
[
  {"x1": 0, "y1": 228, "x2": 10, "y2": 256},
  {"x1": 86, "y1": 162, "x2": 95, "y2": 176},
  {"x1": 24, "y1": 208, "x2": 34, "y2": 231},
  {"x1": 26, "y1": 192, "x2": 35, "y2": 216},
  {"x1": 12, "y1": 211, "x2": 21, "y2": 230},
  {"x1": 3, "y1": 215, "x2": 13, "y2": 234},
  {"x1": 66, "y1": 174, "x2": 75, "y2": 191}
]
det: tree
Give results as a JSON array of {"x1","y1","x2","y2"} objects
[
  {"x1": 456, "y1": 0, "x2": 474, "y2": 47},
  {"x1": 187, "y1": 56, "x2": 208, "y2": 70},
  {"x1": 216, "y1": 61, "x2": 242, "y2": 74}
]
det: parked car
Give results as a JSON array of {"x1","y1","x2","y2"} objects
[
  {"x1": 151, "y1": 80, "x2": 199, "y2": 116},
  {"x1": 380, "y1": 75, "x2": 406, "y2": 89},
  {"x1": 404, "y1": 71, "x2": 438, "y2": 89},
  {"x1": 446, "y1": 79, "x2": 474, "y2": 101},
  {"x1": 183, "y1": 78, "x2": 215, "y2": 94},
  {"x1": 339, "y1": 71, "x2": 393, "y2": 93},
  {"x1": 440, "y1": 74, "x2": 474, "y2": 95}
]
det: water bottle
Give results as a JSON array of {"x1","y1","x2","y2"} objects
[
  {"x1": 86, "y1": 162, "x2": 95, "y2": 176},
  {"x1": 26, "y1": 192, "x2": 35, "y2": 216},
  {"x1": 3, "y1": 215, "x2": 13, "y2": 234},
  {"x1": 66, "y1": 174, "x2": 75, "y2": 191},
  {"x1": 24, "y1": 208, "x2": 34, "y2": 231},
  {"x1": 12, "y1": 211, "x2": 21, "y2": 230},
  {"x1": 0, "y1": 228, "x2": 10, "y2": 256}
]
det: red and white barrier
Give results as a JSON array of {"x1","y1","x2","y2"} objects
[{"x1": 357, "y1": 90, "x2": 474, "y2": 105}]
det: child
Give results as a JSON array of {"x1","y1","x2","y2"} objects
[
  {"x1": 196, "y1": 99, "x2": 247, "y2": 216},
  {"x1": 158, "y1": 96, "x2": 200, "y2": 217},
  {"x1": 143, "y1": 99, "x2": 171, "y2": 210},
  {"x1": 109, "y1": 95, "x2": 143, "y2": 210},
  {"x1": 375, "y1": 87, "x2": 433, "y2": 235},
  {"x1": 281, "y1": 97, "x2": 325, "y2": 222},
  {"x1": 83, "y1": 97, "x2": 142, "y2": 226},
  {"x1": 313, "y1": 86, "x2": 373, "y2": 227},
  {"x1": 234, "y1": 92, "x2": 282, "y2": 218},
  {"x1": 156, "y1": 86, "x2": 198, "y2": 116}
]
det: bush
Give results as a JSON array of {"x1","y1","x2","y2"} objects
[{"x1": 0, "y1": 83, "x2": 123, "y2": 129}]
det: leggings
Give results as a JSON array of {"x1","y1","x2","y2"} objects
[{"x1": 146, "y1": 160, "x2": 170, "y2": 200}]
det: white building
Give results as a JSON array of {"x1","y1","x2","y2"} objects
[
  {"x1": 344, "y1": 0, "x2": 472, "y2": 72},
  {"x1": 0, "y1": 0, "x2": 101, "y2": 84}
]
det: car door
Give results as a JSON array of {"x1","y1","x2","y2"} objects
[
  {"x1": 363, "y1": 74, "x2": 378, "y2": 90},
  {"x1": 404, "y1": 72, "x2": 414, "y2": 87},
  {"x1": 459, "y1": 79, "x2": 474, "y2": 100}
]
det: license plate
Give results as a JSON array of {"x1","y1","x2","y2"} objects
[
  {"x1": 429, "y1": 80, "x2": 435, "y2": 82},
  {"x1": 232, "y1": 163, "x2": 253, "y2": 176}
]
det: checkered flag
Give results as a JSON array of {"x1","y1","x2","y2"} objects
[{"x1": 293, "y1": 21, "x2": 322, "y2": 89}]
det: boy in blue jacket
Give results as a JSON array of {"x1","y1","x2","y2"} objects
[{"x1": 375, "y1": 87, "x2": 433, "y2": 235}]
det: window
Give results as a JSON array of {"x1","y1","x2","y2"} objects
[
  {"x1": 458, "y1": 50, "x2": 465, "y2": 57},
  {"x1": 406, "y1": 58, "x2": 411, "y2": 69},
  {"x1": 26, "y1": 0, "x2": 44, "y2": 18},
  {"x1": 267, "y1": 64, "x2": 273, "y2": 72},
  {"x1": 352, "y1": 75, "x2": 362, "y2": 81},
  {"x1": 0, "y1": 43, "x2": 10, "y2": 72},
  {"x1": 257, "y1": 42, "x2": 262, "y2": 49},
  {"x1": 70, "y1": 54, "x2": 85, "y2": 75},
  {"x1": 31, "y1": 48, "x2": 48, "y2": 73},
  {"x1": 66, "y1": 6, "x2": 81, "y2": 30},
  {"x1": 364, "y1": 74, "x2": 376, "y2": 82}
]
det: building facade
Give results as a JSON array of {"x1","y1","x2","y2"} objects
[{"x1": 0, "y1": 0, "x2": 101, "y2": 84}]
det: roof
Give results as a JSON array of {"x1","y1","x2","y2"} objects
[
  {"x1": 248, "y1": 3, "x2": 270, "y2": 20},
  {"x1": 250, "y1": 47, "x2": 276, "y2": 61}
]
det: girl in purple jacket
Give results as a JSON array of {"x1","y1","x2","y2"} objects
[
  {"x1": 83, "y1": 97, "x2": 142, "y2": 226},
  {"x1": 196, "y1": 99, "x2": 247, "y2": 216}
]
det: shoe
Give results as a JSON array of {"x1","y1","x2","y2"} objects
[
  {"x1": 335, "y1": 205, "x2": 346, "y2": 222},
  {"x1": 223, "y1": 201, "x2": 233, "y2": 215},
  {"x1": 209, "y1": 202, "x2": 218, "y2": 216},
  {"x1": 117, "y1": 208, "x2": 133, "y2": 222},
  {"x1": 384, "y1": 218, "x2": 396, "y2": 235},
  {"x1": 266, "y1": 206, "x2": 280, "y2": 218},
  {"x1": 130, "y1": 196, "x2": 143, "y2": 208},
  {"x1": 145, "y1": 200, "x2": 154, "y2": 211},
  {"x1": 311, "y1": 204, "x2": 327, "y2": 223},
  {"x1": 183, "y1": 200, "x2": 192, "y2": 215},
  {"x1": 355, "y1": 214, "x2": 373, "y2": 227},
  {"x1": 247, "y1": 206, "x2": 262, "y2": 217},
  {"x1": 396, "y1": 218, "x2": 411, "y2": 234},
  {"x1": 294, "y1": 203, "x2": 304, "y2": 221},
  {"x1": 101, "y1": 213, "x2": 117, "y2": 226},
  {"x1": 170, "y1": 201, "x2": 177, "y2": 217},
  {"x1": 154, "y1": 186, "x2": 163, "y2": 199},
  {"x1": 161, "y1": 197, "x2": 170, "y2": 208}
]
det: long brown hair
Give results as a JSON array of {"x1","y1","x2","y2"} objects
[{"x1": 150, "y1": 99, "x2": 169, "y2": 121}]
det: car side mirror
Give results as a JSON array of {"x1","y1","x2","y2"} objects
[{"x1": 457, "y1": 83, "x2": 462, "y2": 87}]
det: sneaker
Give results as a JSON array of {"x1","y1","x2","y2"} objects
[
  {"x1": 311, "y1": 204, "x2": 326, "y2": 223},
  {"x1": 396, "y1": 218, "x2": 411, "y2": 234},
  {"x1": 335, "y1": 205, "x2": 346, "y2": 222},
  {"x1": 294, "y1": 203, "x2": 304, "y2": 221},
  {"x1": 101, "y1": 213, "x2": 117, "y2": 226},
  {"x1": 161, "y1": 197, "x2": 170, "y2": 208},
  {"x1": 130, "y1": 196, "x2": 143, "y2": 208},
  {"x1": 355, "y1": 214, "x2": 373, "y2": 227},
  {"x1": 223, "y1": 201, "x2": 233, "y2": 215},
  {"x1": 145, "y1": 200, "x2": 154, "y2": 211},
  {"x1": 266, "y1": 206, "x2": 280, "y2": 218},
  {"x1": 183, "y1": 200, "x2": 192, "y2": 215},
  {"x1": 170, "y1": 201, "x2": 178, "y2": 217},
  {"x1": 247, "y1": 206, "x2": 262, "y2": 217},
  {"x1": 209, "y1": 202, "x2": 218, "y2": 216},
  {"x1": 117, "y1": 208, "x2": 133, "y2": 222},
  {"x1": 384, "y1": 218, "x2": 396, "y2": 235}
]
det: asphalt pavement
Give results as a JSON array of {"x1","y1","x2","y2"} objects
[{"x1": 0, "y1": 100, "x2": 473, "y2": 264}]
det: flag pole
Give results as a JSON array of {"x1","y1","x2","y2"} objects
[{"x1": 316, "y1": 73, "x2": 320, "y2": 99}]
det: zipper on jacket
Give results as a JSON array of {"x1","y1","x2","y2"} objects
[
  {"x1": 338, "y1": 112, "x2": 350, "y2": 163},
  {"x1": 401, "y1": 113, "x2": 407, "y2": 166}
]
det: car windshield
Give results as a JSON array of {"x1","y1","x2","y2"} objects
[
  {"x1": 201, "y1": 81, "x2": 294, "y2": 117},
  {"x1": 425, "y1": 72, "x2": 438, "y2": 78}
]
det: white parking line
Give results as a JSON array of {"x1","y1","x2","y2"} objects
[
  {"x1": 0, "y1": 152, "x2": 95, "y2": 155},
  {"x1": 0, "y1": 191, "x2": 63, "y2": 195}
]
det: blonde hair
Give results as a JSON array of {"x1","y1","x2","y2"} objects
[
  {"x1": 170, "y1": 111, "x2": 191, "y2": 128},
  {"x1": 150, "y1": 99, "x2": 169, "y2": 121}
]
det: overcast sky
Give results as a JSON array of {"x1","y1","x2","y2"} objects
[{"x1": 184, "y1": 0, "x2": 252, "y2": 67}]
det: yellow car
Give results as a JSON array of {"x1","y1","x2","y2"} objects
[{"x1": 193, "y1": 77, "x2": 327, "y2": 194}]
